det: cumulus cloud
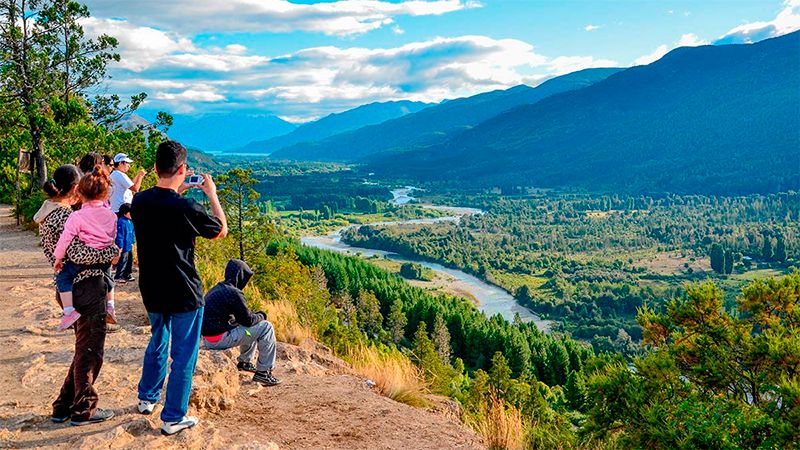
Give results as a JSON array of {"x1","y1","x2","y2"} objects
[
  {"x1": 84, "y1": 14, "x2": 618, "y2": 116},
  {"x1": 83, "y1": 0, "x2": 480, "y2": 36},
  {"x1": 633, "y1": 33, "x2": 709, "y2": 66},
  {"x1": 716, "y1": 0, "x2": 800, "y2": 44},
  {"x1": 81, "y1": 17, "x2": 196, "y2": 71}
]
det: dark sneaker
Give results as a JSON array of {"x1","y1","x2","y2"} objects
[
  {"x1": 70, "y1": 408, "x2": 114, "y2": 426},
  {"x1": 161, "y1": 416, "x2": 198, "y2": 436},
  {"x1": 237, "y1": 361, "x2": 257, "y2": 373},
  {"x1": 125, "y1": 275, "x2": 136, "y2": 282},
  {"x1": 253, "y1": 370, "x2": 282, "y2": 386},
  {"x1": 51, "y1": 413, "x2": 70, "y2": 424},
  {"x1": 114, "y1": 278, "x2": 127, "y2": 285}
]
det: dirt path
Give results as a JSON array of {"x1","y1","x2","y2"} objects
[{"x1": 0, "y1": 205, "x2": 483, "y2": 449}]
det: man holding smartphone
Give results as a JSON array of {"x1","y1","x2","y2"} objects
[{"x1": 130, "y1": 140, "x2": 228, "y2": 436}]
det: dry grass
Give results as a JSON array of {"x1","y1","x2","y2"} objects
[
  {"x1": 347, "y1": 344, "x2": 430, "y2": 408},
  {"x1": 242, "y1": 283, "x2": 313, "y2": 345},
  {"x1": 264, "y1": 297, "x2": 314, "y2": 345},
  {"x1": 472, "y1": 393, "x2": 525, "y2": 450}
]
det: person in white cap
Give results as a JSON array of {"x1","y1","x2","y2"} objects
[{"x1": 110, "y1": 153, "x2": 146, "y2": 213}]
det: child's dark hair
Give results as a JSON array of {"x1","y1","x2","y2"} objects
[
  {"x1": 43, "y1": 164, "x2": 80, "y2": 198},
  {"x1": 78, "y1": 165, "x2": 111, "y2": 201},
  {"x1": 118, "y1": 203, "x2": 132, "y2": 217}
]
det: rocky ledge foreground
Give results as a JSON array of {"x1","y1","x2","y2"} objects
[{"x1": 0, "y1": 205, "x2": 483, "y2": 450}]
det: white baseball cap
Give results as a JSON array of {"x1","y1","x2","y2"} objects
[{"x1": 113, "y1": 153, "x2": 134, "y2": 164}]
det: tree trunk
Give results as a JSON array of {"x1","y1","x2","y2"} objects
[
  {"x1": 238, "y1": 183, "x2": 244, "y2": 261},
  {"x1": 29, "y1": 121, "x2": 47, "y2": 189}
]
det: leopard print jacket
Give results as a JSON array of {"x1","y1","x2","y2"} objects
[{"x1": 39, "y1": 205, "x2": 120, "y2": 285}]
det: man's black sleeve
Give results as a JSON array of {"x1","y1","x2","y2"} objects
[
  {"x1": 230, "y1": 290, "x2": 263, "y2": 328},
  {"x1": 184, "y1": 198, "x2": 222, "y2": 239}
]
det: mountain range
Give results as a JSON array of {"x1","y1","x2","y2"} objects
[
  {"x1": 268, "y1": 68, "x2": 622, "y2": 161},
  {"x1": 369, "y1": 31, "x2": 799, "y2": 194},
  {"x1": 165, "y1": 113, "x2": 297, "y2": 152},
  {"x1": 230, "y1": 100, "x2": 431, "y2": 154}
]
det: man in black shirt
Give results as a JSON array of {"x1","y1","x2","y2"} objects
[{"x1": 131, "y1": 140, "x2": 227, "y2": 436}]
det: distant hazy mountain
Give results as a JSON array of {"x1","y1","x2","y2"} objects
[
  {"x1": 166, "y1": 114, "x2": 296, "y2": 152},
  {"x1": 372, "y1": 31, "x2": 800, "y2": 195},
  {"x1": 269, "y1": 68, "x2": 622, "y2": 161},
  {"x1": 231, "y1": 100, "x2": 432, "y2": 154}
]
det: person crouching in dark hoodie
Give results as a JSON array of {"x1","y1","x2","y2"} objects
[{"x1": 201, "y1": 259, "x2": 281, "y2": 386}]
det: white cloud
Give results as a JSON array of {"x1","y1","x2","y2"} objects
[
  {"x1": 547, "y1": 56, "x2": 618, "y2": 75},
  {"x1": 392, "y1": 25, "x2": 406, "y2": 35},
  {"x1": 716, "y1": 0, "x2": 800, "y2": 44},
  {"x1": 81, "y1": 17, "x2": 196, "y2": 71},
  {"x1": 83, "y1": 0, "x2": 480, "y2": 37},
  {"x1": 87, "y1": 16, "x2": 618, "y2": 116},
  {"x1": 154, "y1": 87, "x2": 226, "y2": 102},
  {"x1": 225, "y1": 44, "x2": 248, "y2": 55},
  {"x1": 584, "y1": 24, "x2": 601, "y2": 32},
  {"x1": 633, "y1": 44, "x2": 670, "y2": 66},
  {"x1": 632, "y1": 33, "x2": 709, "y2": 66},
  {"x1": 676, "y1": 33, "x2": 709, "y2": 47},
  {"x1": 278, "y1": 115, "x2": 321, "y2": 124}
]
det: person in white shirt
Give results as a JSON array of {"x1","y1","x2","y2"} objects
[{"x1": 110, "y1": 153, "x2": 146, "y2": 213}]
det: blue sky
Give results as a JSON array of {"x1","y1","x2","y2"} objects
[{"x1": 80, "y1": 0, "x2": 799, "y2": 122}]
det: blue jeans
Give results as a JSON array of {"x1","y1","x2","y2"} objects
[
  {"x1": 114, "y1": 251, "x2": 133, "y2": 280},
  {"x1": 138, "y1": 308, "x2": 204, "y2": 422}
]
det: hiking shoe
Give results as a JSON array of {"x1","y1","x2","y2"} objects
[
  {"x1": 106, "y1": 304, "x2": 117, "y2": 324},
  {"x1": 125, "y1": 275, "x2": 136, "y2": 282},
  {"x1": 137, "y1": 400, "x2": 155, "y2": 415},
  {"x1": 253, "y1": 370, "x2": 282, "y2": 386},
  {"x1": 57, "y1": 310, "x2": 81, "y2": 331},
  {"x1": 51, "y1": 413, "x2": 70, "y2": 424},
  {"x1": 161, "y1": 416, "x2": 198, "y2": 436},
  {"x1": 70, "y1": 409, "x2": 114, "y2": 426},
  {"x1": 237, "y1": 361, "x2": 257, "y2": 373},
  {"x1": 114, "y1": 278, "x2": 127, "y2": 285}
]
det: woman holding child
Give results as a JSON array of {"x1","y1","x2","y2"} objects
[{"x1": 34, "y1": 162, "x2": 120, "y2": 426}]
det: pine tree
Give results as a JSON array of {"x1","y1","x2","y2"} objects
[
  {"x1": 762, "y1": 235, "x2": 774, "y2": 261},
  {"x1": 489, "y1": 351, "x2": 512, "y2": 395},
  {"x1": 775, "y1": 235, "x2": 787, "y2": 262},
  {"x1": 355, "y1": 290, "x2": 383, "y2": 337},
  {"x1": 386, "y1": 298, "x2": 407, "y2": 344},
  {"x1": 564, "y1": 371, "x2": 587, "y2": 412},
  {"x1": 710, "y1": 243, "x2": 725, "y2": 273},
  {"x1": 431, "y1": 314, "x2": 451, "y2": 364},
  {"x1": 724, "y1": 249, "x2": 734, "y2": 274}
]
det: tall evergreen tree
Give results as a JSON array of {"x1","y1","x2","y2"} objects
[
  {"x1": 762, "y1": 234, "x2": 774, "y2": 261},
  {"x1": 710, "y1": 243, "x2": 725, "y2": 273},
  {"x1": 355, "y1": 289, "x2": 383, "y2": 337},
  {"x1": 775, "y1": 235, "x2": 787, "y2": 262},
  {"x1": 431, "y1": 314, "x2": 451, "y2": 364},
  {"x1": 386, "y1": 298, "x2": 407, "y2": 344},
  {"x1": 564, "y1": 371, "x2": 587, "y2": 412},
  {"x1": 724, "y1": 249, "x2": 734, "y2": 275}
]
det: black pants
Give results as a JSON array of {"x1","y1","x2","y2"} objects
[{"x1": 52, "y1": 276, "x2": 108, "y2": 421}]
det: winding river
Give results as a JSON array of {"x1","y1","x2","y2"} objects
[{"x1": 301, "y1": 187, "x2": 552, "y2": 333}]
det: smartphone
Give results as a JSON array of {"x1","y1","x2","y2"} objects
[{"x1": 186, "y1": 174, "x2": 204, "y2": 185}]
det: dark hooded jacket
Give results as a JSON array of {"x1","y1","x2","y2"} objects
[{"x1": 201, "y1": 259, "x2": 265, "y2": 336}]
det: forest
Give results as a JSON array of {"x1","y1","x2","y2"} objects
[{"x1": 341, "y1": 191, "x2": 799, "y2": 352}]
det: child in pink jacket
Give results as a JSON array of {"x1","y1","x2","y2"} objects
[{"x1": 53, "y1": 167, "x2": 120, "y2": 330}]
